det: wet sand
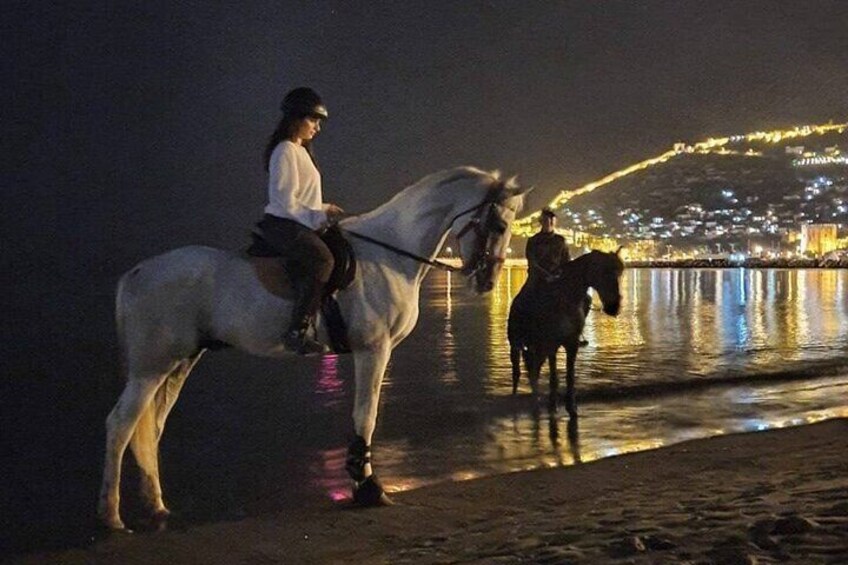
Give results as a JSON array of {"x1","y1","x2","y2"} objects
[{"x1": 15, "y1": 418, "x2": 848, "y2": 564}]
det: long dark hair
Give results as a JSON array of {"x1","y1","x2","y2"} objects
[{"x1": 263, "y1": 116, "x2": 317, "y2": 171}]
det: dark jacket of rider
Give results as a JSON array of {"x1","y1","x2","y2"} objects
[{"x1": 525, "y1": 231, "x2": 570, "y2": 285}]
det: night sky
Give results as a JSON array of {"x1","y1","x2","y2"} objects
[{"x1": 2, "y1": 0, "x2": 848, "y2": 344}]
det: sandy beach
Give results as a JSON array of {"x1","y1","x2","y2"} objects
[{"x1": 13, "y1": 418, "x2": 847, "y2": 564}]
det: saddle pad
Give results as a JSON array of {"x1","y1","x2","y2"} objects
[
  {"x1": 249, "y1": 257, "x2": 295, "y2": 299},
  {"x1": 246, "y1": 225, "x2": 356, "y2": 295}
]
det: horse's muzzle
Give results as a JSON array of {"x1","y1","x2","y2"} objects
[
  {"x1": 603, "y1": 298, "x2": 621, "y2": 316},
  {"x1": 476, "y1": 279, "x2": 494, "y2": 293},
  {"x1": 472, "y1": 257, "x2": 503, "y2": 294}
]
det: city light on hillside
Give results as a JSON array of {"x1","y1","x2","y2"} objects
[{"x1": 512, "y1": 121, "x2": 848, "y2": 244}]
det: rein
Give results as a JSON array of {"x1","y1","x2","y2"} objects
[
  {"x1": 343, "y1": 229, "x2": 461, "y2": 272},
  {"x1": 341, "y1": 194, "x2": 505, "y2": 273}
]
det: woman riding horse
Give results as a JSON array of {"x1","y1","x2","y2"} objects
[
  {"x1": 257, "y1": 87, "x2": 345, "y2": 354},
  {"x1": 98, "y1": 164, "x2": 529, "y2": 531}
]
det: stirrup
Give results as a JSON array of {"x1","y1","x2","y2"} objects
[{"x1": 284, "y1": 329, "x2": 327, "y2": 355}]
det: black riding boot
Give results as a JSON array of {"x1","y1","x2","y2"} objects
[{"x1": 284, "y1": 277, "x2": 327, "y2": 355}]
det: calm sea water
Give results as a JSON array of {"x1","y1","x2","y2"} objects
[{"x1": 9, "y1": 267, "x2": 848, "y2": 555}]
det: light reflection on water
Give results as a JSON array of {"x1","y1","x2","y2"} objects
[
  {"x1": 325, "y1": 267, "x2": 848, "y2": 497},
  {"x1": 484, "y1": 267, "x2": 848, "y2": 390}
]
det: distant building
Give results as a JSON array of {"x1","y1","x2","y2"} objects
[
  {"x1": 785, "y1": 230, "x2": 802, "y2": 244},
  {"x1": 785, "y1": 146, "x2": 805, "y2": 156},
  {"x1": 623, "y1": 239, "x2": 658, "y2": 260},
  {"x1": 801, "y1": 224, "x2": 838, "y2": 256}
]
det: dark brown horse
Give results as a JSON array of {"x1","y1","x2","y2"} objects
[{"x1": 508, "y1": 249, "x2": 624, "y2": 414}]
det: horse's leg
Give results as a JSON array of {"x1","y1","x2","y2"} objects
[
  {"x1": 579, "y1": 294, "x2": 592, "y2": 346},
  {"x1": 98, "y1": 369, "x2": 173, "y2": 530},
  {"x1": 346, "y1": 344, "x2": 393, "y2": 506},
  {"x1": 129, "y1": 352, "x2": 204, "y2": 524},
  {"x1": 154, "y1": 352, "x2": 204, "y2": 436},
  {"x1": 510, "y1": 345, "x2": 522, "y2": 394},
  {"x1": 567, "y1": 414, "x2": 582, "y2": 463},
  {"x1": 521, "y1": 345, "x2": 541, "y2": 396},
  {"x1": 524, "y1": 347, "x2": 541, "y2": 396},
  {"x1": 547, "y1": 348, "x2": 559, "y2": 412},
  {"x1": 564, "y1": 343, "x2": 579, "y2": 417}
]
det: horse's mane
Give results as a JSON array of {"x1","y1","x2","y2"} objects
[
  {"x1": 554, "y1": 250, "x2": 623, "y2": 296},
  {"x1": 567, "y1": 249, "x2": 623, "y2": 269},
  {"x1": 553, "y1": 256, "x2": 593, "y2": 301},
  {"x1": 559, "y1": 250, "x2": 596, "y2": 276},
  {"x1": 349, "y1": 166, "x2": 508, "y2": 223}
]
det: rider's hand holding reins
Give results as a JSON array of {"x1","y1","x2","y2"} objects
[
  {"x1": 326, "y1": 203, "x2": 345, "y2": 222},
  {"x1": 322, "y1": 203, "x2": 346, "y2": 230}
]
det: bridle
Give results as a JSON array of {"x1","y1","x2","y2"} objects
[
  {"x1": 343, "y1": 182, "x2": 510, "y2": 277},
  {"x1": 451, "y1": 183, "x2": 509, "y2": 277}
]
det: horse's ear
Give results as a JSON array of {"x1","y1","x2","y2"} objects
[
  {"x1": 505, "y1": 185, "x2": 534, "y2": 198},
  {"x1": 615, "y1": 245, "x2": 624, "y2": 256}
]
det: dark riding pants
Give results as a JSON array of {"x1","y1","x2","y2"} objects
[{"x1": 258, "y1": 214, "x2": 334, "y2": 328}]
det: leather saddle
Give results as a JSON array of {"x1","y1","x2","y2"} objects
[{"x1": 246, "y1": 225, "x2": 356, "y2": 353}]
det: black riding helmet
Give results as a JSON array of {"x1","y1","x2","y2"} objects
[{"x1": 281, "y1": 87, "x2": 329, "y2": 120}]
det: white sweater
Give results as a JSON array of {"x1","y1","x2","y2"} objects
[{"x1": 264, "y1": 140, "x2": 328, "y2": 230}]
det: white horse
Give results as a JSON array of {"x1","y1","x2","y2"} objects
[{"x1": 98, "y1": 167, "x2": 528, "y2": 530}]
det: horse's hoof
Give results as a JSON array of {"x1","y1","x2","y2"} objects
[
  {"x1": 144, "y1": 508, "x2": 171, "y2": 531},
  {"x1": 353, "y1": 475, "x2": 394, "y2": 507},
  {"x1": 99, "y1": 518, "x2": 132, "y2": 534},
  {"x1": 151, "y1": 507, "x2": 171, "y2": 521},
  {"x1": 98, "y1": 511, "x2": 128, "y2": 532},
  {"x1": 374, "y1": 492, "x2": 394, "y2": 506}
]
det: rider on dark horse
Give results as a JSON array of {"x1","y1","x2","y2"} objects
[
  {"x1": 526, "y1": 207, "x2": 570, "y2": 286},
  {"x1": 257, "y1": 87, "x2": 345, "y2": 354},
  {"x1": 516, "y1": 208, "x2": 589, "y2": 346}
]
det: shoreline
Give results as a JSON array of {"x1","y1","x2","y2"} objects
[
  {"x1": 15, "y1": 418, "x2": 848, "y2": 564},
  {"x1": 461, "y1": 258, "x2": 848, "y2": 270},
  {"x1": 626, "y1": 259, "x2": 848, "y2": 269}
]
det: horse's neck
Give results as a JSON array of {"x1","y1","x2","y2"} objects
[
  {"x1": 559, "y1": 257, "x2": 591, "y2": 298},
  {"x1": 343, "y1": 183, "x2": 475, "y2": 282}
]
